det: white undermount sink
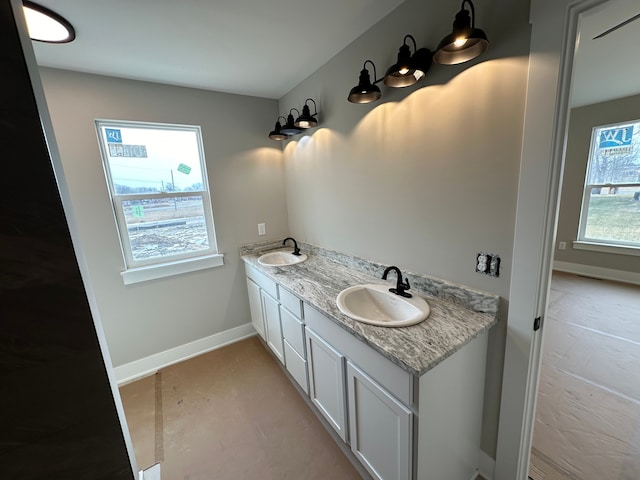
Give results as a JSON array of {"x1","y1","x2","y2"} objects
[
  {"x1": 258, "y1": 250, "x2": 308, "y2": 266},
  {"x1": 336, "y1": 284, "x2": 430, "y2": 327}
]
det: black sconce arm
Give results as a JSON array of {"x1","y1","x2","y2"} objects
[
  {"x1": 461, "y1": 0, "x2": 476, "y2": 27},
  {"x1": 364, "y1": 59, "x2": 383, "y2": 84},
  {"x1": 303, "y1": 98, "x2": 318, "y2": 116}
]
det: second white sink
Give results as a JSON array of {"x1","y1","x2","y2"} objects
[
  {"x1": 336, "y1": 284, "x2": 430, "y2": 327},
  {"x1": 258, "y1": 251, "x2": 307, "y2": 266}
]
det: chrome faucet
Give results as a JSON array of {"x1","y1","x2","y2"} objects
[
  {"x1": 282, "y1": 237, "x2": 301, "y2": 256},
  {"x1": 382, "y1": 266, "x2": 412, "y2": 298}
]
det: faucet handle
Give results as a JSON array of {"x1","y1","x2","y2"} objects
[{"x1": 395, "y1": 277, "x2": 411, "y2": 298}]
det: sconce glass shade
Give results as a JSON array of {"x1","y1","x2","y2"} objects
[
  {"x1": 294, "y1": 99, "x2": 318, "y2": 128},
  {"x1": 280, "y1": 111, "x2": 304, "y2": 136},
  {"x1": 348, "y1": 63, "x2": 382, "y2": 104},
  {"x1": 434, "y1": 0, "x2": 489, "y2": 65},
  {"x1": 23, "y1": 1, "x2": 76, "y2": 43},
  {"x1": 268, "y1": 117, "x2": 288, "y2": 141}
]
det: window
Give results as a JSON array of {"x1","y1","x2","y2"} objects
[
  {"x1": 95, "y1": 120, "x2": 222, "y2": 284},
  {"x1": 577, "y1": 120, "x2": 640, "y2": 251}
]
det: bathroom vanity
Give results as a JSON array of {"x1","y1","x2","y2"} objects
[{"x1": 242, "y1": 241, "x2": 498, "y2": 480}]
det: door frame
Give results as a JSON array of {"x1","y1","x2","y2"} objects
[{"x1": 495, "y1": 0, "x2": 611, "y2": 478}]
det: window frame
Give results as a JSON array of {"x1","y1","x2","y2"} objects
[
  {"x1": 95, "y1": 119, "x2": 223, "y2": 283},
  {"x1": 576, "y1": 120, "x2": 640, "y2": 252}
]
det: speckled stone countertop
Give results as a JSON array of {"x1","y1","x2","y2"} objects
[{"x1": 241, "y1": 241, "x2": 499, "y2": 377}]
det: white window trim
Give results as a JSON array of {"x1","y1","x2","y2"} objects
[
  {"x1": 572, "y1": 240, "x2": 640, "y2": 257},
  {"x1": 577, "y1": 120, "x2": 640, "y2": 248},
  {"x1": 95, "y1": 119, "x2": 222, "y2": 284},
  {"x1": 121, "y1": 253, "x2": 225, "y2": 285}
]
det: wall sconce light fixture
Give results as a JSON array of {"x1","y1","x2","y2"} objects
[
  {"x1": 433, "y1": 0, "x2": 489, "y2": 65},
  {"x1": 294, "y1": 99, "x2": 319, "y2": 128},
  {"x1": 23, "y1": 1, "x2": 76, "y2": 43},
  {"x1": 383, "y1": 35, "x2": 432, "y2": 88},
  {"x1": 346, "y1": 1, "x2": 489, "y2": 104},
  {"x1": 268, "y1": 116, "x2": 288, "y2": 141},
  {"x1": 280, "y1": 109, "x2": 304, "y2": 136},
  {"x1": 348, "y1": 35, "x2": 432, "y2": 104},
  {"x1": 348, "y1": 60, "x2": 382, "y2": 104},
  {"x1": 268, "y1": 100, "x2": 320, "y2": 140}
]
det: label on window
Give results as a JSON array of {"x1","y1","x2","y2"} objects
[
  {"x1": 105, "y1": 128, "x2": 122, "y2": 143},
  {"x1": 177, "y1": 163, "x2": 192, "y2": 174},
  {"x1": 599, "y1": 126, "x2": 633, "y2": 153}
]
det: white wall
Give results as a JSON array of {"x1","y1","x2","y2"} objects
[
  {"x1": 39, "y1": 68, "x2": 289, "y2": 366},
  {"x1": 279, "y1": 0, "x2": 531, "y2": 459}
]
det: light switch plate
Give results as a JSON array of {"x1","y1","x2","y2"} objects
[{"x1": 258, "y1": 223, "x2": 266, "y2": 236}]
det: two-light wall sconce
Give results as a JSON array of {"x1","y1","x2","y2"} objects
[
  {"x1": 348, "y1": 0, "x2": 489, "y2": 104},
  {"x1": 268, "y1": 98, "x2": 318, "y2": 141}
]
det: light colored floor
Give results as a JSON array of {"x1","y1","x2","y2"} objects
[
  {"x1": 120, "y1": 336, "x2": 361, "y2": 480},
  {"x1": 530, "y1": 271, "x2": 640, "y2": 480}
]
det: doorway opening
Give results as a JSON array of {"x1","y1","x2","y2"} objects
[{"x1": 529, "y1": 0, "x2": 640, "y2": 478}]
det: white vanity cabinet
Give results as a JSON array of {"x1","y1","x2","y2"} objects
[
  {"x1": 246, "y1": 277, "x2": 265, "y2": 339},
  {"x1": 347, "y1": 361, "x2": 412, "y2": 480},
  {"x1": 306, "y1": 327, "x2": 348, "y2": 442},
  {"x1": 279, "y1": 287, "x2": 308, "y2": 393},
  {"x1": 244, "y1": 261, "x2": 490, "y2": 480},
  {"x1": 245, "y1": 264, "x2": 284, "y2": 364},
  {"x1": 262, "y1": 290, "x2": 284, "y2": 363},
  {"x1": 304, "y1": 304, "x2": 414, "y2": 480}
]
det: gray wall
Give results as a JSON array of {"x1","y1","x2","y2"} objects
[
  {"x1": 39, "y1": 69, "x2": 289, "y2": 366},
  {"x1": 555, "y1": 94, "x2": 640, "y2": 273},
  {"x1": 279, "y1": 0, "x2": 531, "y2": 457}
]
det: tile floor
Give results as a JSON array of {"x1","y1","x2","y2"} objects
[
  {"x1": 119, "y1": 336, "x2": 361, "y2": 480},
  {"x1": 529, "y1": 271, "x2": 640, "y2": 480}
]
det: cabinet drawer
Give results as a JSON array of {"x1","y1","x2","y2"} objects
[
  {"x1": 304, "y1": 304, "x2": 413, "y2": 407},
  {"x1": 245, "y1": 264, "x2": 278, "y2": 299},
  {"x1": 280, "y1": 307, "x2": 305, "y2": 358},
  {"x1": 284, "y1": 340, "x2": 308, "y2": 394},
  {"x1": 279, "y1": 287, "x2": 303, "y2": 318}
]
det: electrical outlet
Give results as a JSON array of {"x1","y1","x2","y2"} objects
[
  {"x1": 476, "y1": 252, "x2": 500, "y2": 277},
  {"x1": 558, "y1": 241, "x2": 566, "y2": 250},
  {"x1": 258, "y1": 223, "x2": 266, "y2": 236},
  {"x1": 476, "y1": 253, "x2": 489, "y2": 273}
]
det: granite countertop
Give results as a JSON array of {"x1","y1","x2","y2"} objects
[{"x1": 241, "y1": 246, "x2": 498, "y2": 377}]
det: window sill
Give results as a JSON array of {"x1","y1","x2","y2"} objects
[
  {"x1": 572, "y1": 241, "x2": 640, "y2": 257},
  {"x1": 121, "y1": 253, "x2": 224, "y2": 285}
]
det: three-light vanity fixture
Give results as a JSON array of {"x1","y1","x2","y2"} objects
[
  {"x1": 348, "y1": 0, "x2": 489, "y2": 104},
  {"x1": 268, "y1": 0, "x2": 489, "y2": 138},
  {"x1": 268, "y1": 98, "x2": 319, "y2": 141}
]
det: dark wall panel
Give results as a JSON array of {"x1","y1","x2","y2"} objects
[{"x1": 0, "y1": 2, "x2": 134, "y2": 478}]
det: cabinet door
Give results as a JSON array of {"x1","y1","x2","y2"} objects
[
  {"x1": 246, "y1": 277, "x2": 266, "y2": 340},
  {"x1": 306, "y1": 328, "x2": 348, "y2": 443},
  {"x1": 347, "y1": 361, "x2": 412, "y2": 480},
  {"x1": 262, "y1": 291, "x2": 284, "y2": 364}
]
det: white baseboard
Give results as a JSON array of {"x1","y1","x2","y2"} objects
[
  {"x1": 140, "y1": 463, "x2": 161, "y2": 480},
  {"x1": 553, "y1": 261, "x2": 640, "y2": 286},
  {"x1": 114, "y1": 323, "x2": 256, "y2": 385}
]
